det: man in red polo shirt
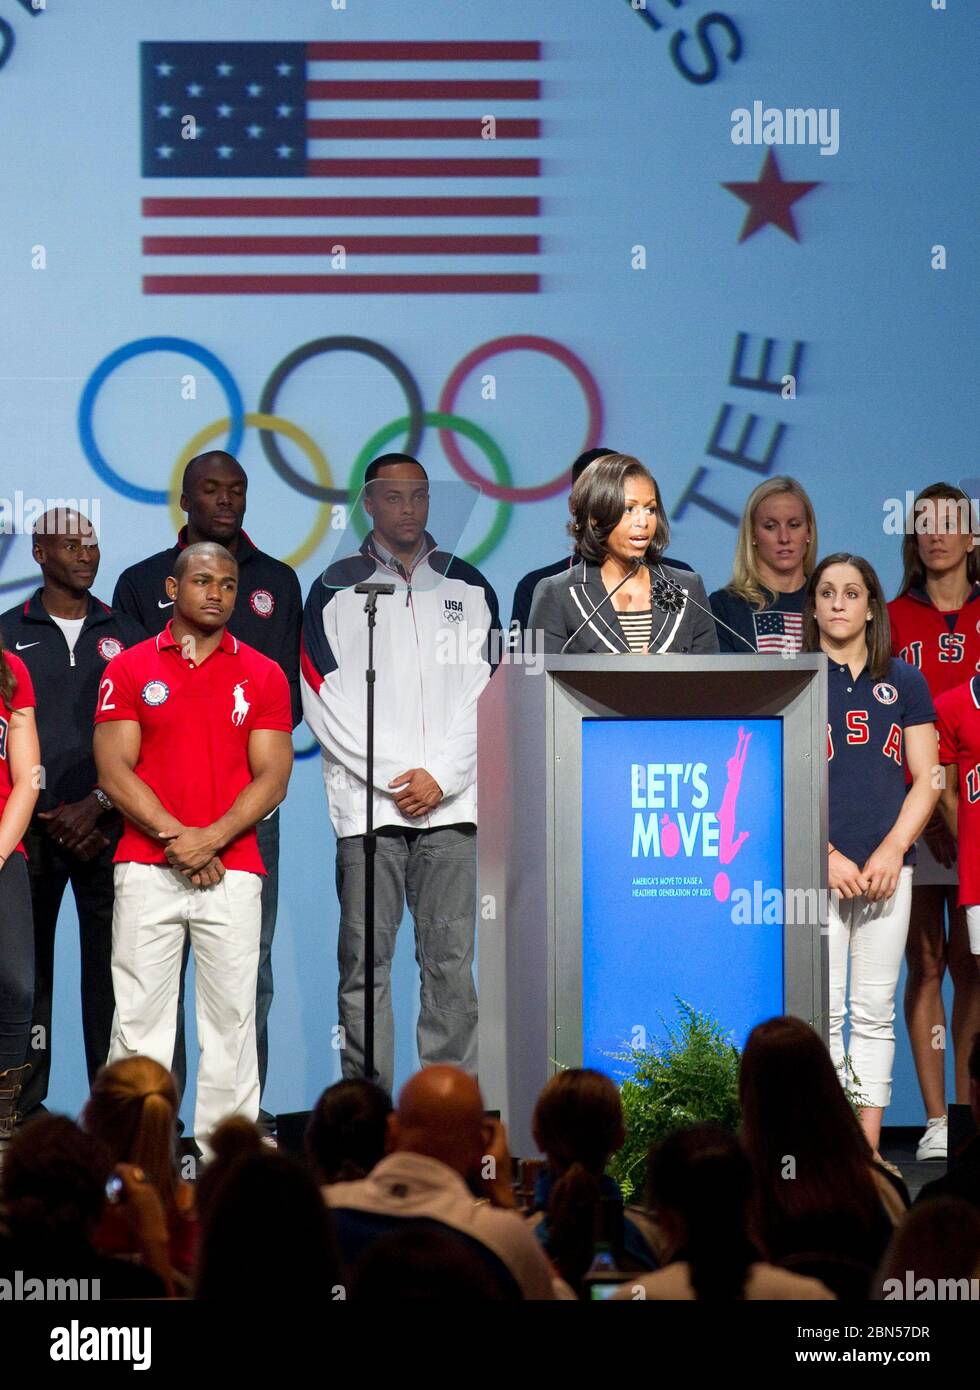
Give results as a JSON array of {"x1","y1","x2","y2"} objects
[{"x1": 94, "y1": 542, "x2": 293, "y2": 1152}]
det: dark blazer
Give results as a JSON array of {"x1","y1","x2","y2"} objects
[
  {"x1": 510, "y1": 551, "x2": 693, "y2": 633},
  {"x1": 528, "y1": 558, "x2": 720, "y2": 656}
]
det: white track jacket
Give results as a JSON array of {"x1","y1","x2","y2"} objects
[{"x1": 301, "y1": 534, "x2": 499, "y2": 838}]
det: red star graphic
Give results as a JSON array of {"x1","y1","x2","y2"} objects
[{"x1": 722, "y1": 148, "x2": 821, "y2": 243}]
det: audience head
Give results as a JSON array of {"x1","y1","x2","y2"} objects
[
  {"x1": 531, "y1": 1068, "x2": 626, "y2": 1295},
  {"x1": 645, "y1": 1123, "x2": 756, "y2": 1301},
  {"x1": 2, "y1": 1116, "x2": 112, "y2": 1246},
  {"x1": 874, "y1": 1197, "x2": 980, "y2": 1300},
  {"x1": 532, "y1": 1068, "x2": 624, "y2": 1176},
  {"x1": 898, "y1": 480, "x2": 980, "y2": 597},
  {"x1": 568, "y1": 453, "x2": 669, "y2": 565},
  {"x1": 728, "y1": 475, "x2": 817, "y2": 604},
  {"x1": 349, "y1": 1227, "x2": 511, "y2": 1302},
  {"x1": 195, "y1": 1140, "x2": 343, "y2": 1300},
  {"x1": 389, "y1": 1066, "x2": 486, "y2": 1179},
  {"x1": 739, "y1": 1017, "x2": 882, "y2": 1255},
  {"x1": 306, "y1": 1079, "x2": 392, "y2": 1185},
  {"x1": 81, "y1": 1057, "x2": 180, "y2": 1216},
  {"x1": 180, "y1": 450, "x2": 247, "y2": 545},
  {"x1": 802, "y1": 552, "x2": 892, "y2": 680}
]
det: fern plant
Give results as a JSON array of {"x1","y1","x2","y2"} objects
[{"x1": 606, "y1": 999, "x2": 741, "y2": 1202}]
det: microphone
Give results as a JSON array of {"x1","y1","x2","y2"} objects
[
  {"x1": 642, "y1": 561, "x2": 759, "y2": 654},
  {"x1": 560, "y1": 558, "x2": 642, "y2": 654}
]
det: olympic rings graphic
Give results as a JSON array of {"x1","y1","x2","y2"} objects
[
  {"x1": 168, "y1": 413, "x2": 335, "y2": 571},
  {"x1": 349, "y1": 412, "x2": 514, "y2": 569},
  {"x1": 437, "y1": 335, "x2": 603, "y2": 503},
  {"x1": 79, "y1": 337, "x2": 245, "y2": 505},
  {"x1": 257, "y1": 337, "x2": 425, "y2": 505},
  {"x1": 79, "y1": 332, "x2": 605, "y2": 569}
]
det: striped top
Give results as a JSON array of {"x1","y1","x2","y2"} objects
[{"x1": 617, "y1": 609, "x2": 653, "y2": 653}]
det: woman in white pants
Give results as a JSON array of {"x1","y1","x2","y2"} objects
[{"x1": 803, "y1": 553, "x2": 940, "y2": 1165}]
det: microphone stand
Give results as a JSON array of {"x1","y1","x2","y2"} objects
[
  {"x1": 560, "y1": 558, "x2": 642, "y2": 653},
  {"x1": 353, "y1": 580, "x2": 395, "y2": 1082},
  {"x1": 642, "y1": 561, "x2": 761, "y2": 654}
]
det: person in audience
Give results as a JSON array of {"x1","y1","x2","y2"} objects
[
  {"x1": 323, "y1": 1065, "x2": 556, "y2": 1298},
  {"x1": 915, "y1": 1030, "x2": 980, "y2": 1211},
  {"x1": 709, "y1": 476, "x2": 817, "y2": 654},
  {"x1": 873, "y1": 1196, "x2": 980, "y2": 1299},
  {"x1": 81, "y1": 1056, "x2": 197, "y2": 1279},
  {"x1": 529, "y1": 454, "x2": 719, "y2": 655},
  {"x1": 529, "y1": 1068, "x2": 658, "y2": 1295},
  {"x1": 613, "y1": 1124, "x2": 833, "y2": 1301},
  {"x1": 803, "y1": 554, "x2": 939, "y2": 1161},
  {"x1": 0, "y1": 1115, "x2": 170, "y2": 1297},
  {"x1": 0, "y1": 635, "x2": 40, "y2": 1150},
  {"x1": 510, "y1": 447, "x2": 693, "y2": 636},
  {"x1": 350, "y1": 1226, "x2": 511, "y2": 1301},
  {"x1": 306, "y1": 1078, "x2": 392, "y2": 1185},
  {"x1": 195, "y1": 1134, "x2": 344, "y2": 1301},
  {"x1": 889, "y1": 481, "x2": 980, "y2": 1163},
  {"x1": 739, "y1": 1017, "x2": 908, "y2": 1298}
]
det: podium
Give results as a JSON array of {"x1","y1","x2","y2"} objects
[{"x1": 476, "y1": 655, "x2": 828, "y2": 1158}]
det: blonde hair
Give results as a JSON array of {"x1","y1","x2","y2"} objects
[
  {"x1": 725, "y1": 476, "x2": 818, "y2": 612},
  {"x1": 82, "y1": 1057, "x2": 180, "y2": 1215}
]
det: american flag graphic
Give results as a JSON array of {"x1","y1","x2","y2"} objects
[
  {"x1": 140, "y1": 40, "x2": 541, "y2": 296},
  {"x1": 753, "y1": 609, "x2": 803, "y2": 654}
]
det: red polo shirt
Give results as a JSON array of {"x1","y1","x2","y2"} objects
[
  {"x1": 0, "y1": 652, "x2": 36, "y2": 857},
  {"x1": 95, "y1": 622, "x2": 291, "y2": 874}
]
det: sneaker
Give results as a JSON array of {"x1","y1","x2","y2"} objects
[{"x1": 915, "y1": 1116, "x2": 948, "y2": 1161}]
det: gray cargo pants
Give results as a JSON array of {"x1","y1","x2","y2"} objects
[{"x1": 335, "y1": 823, "x2": 478, "y2": 1095}]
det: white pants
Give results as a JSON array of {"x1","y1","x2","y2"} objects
[
  {"x1": 962, "y1": 906, "x2": 980, "y2": 954},
  {"x1": 827, "y1": 865, "x2": 913, "y2": 1109},
  {"x1": 108, "y1": 863, "x2": 262, "y2": 1155}
]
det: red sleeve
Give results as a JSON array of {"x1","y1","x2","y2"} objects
[
  {"x1": 934, "y1": 691, "x2": 959, "y2": 765},
  {"x1": 4, "y1": 652, "x2": 35, "y2": 709},
  {"x1": 254, "y1": 660, "x2": 293, "y2": 733},
  {"x1": 94, "y1": 653, "x2": 140, "y2": 724}
]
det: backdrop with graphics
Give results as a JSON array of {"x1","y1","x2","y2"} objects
[
  {"x1": 0, "y1": 0, "x2": 975, "y2": 1123},
  {"x1": 582, "y1": 719, "x2": 784, "y2": 1069}
]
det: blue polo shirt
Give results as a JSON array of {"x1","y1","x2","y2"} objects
[{"x1": 827, "y1": 655, "x2": 935, "y2": 868}]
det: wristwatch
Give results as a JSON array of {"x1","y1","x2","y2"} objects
[{"x1": 93, "y1": 788, "x2": 114, "y2": 813}]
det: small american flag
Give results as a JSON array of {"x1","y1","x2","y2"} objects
[
  {"x1": 753, "y1": 609, "x2": 803, "y2": 654},
  {"x1": 140, "y1": 40, "x2": 541, "y2": 296}
]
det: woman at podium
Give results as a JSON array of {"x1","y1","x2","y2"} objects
[{"x1": 527, "y1": 454, "x2": 719, "y2": 656}]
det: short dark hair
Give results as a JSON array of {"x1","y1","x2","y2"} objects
[
  {"x1": 568, "y1": 453, "x2": 669, "y2": 564},
  {"x1": 571, "y1": 447, "x2": 616, "y2": 485},
  {"x1": 172, "y1": 541, "x2": 238, "y2": 581},
  {"x1": 364, "y1": 453, "x2": 428, "y2": 488},
  {"x1": 305, "y1": 1078, "x2": 392, "y2": 1184},
  {"x1": 181, "y1": 450, "x2": 245, "y2": 496},
  {"x1": 801, "y1": 552, "x2": 892, "y2": 682}
]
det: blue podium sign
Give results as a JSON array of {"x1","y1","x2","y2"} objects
[{"x1": 581, "y1": 717, "x2": 784, "y2": 1069}]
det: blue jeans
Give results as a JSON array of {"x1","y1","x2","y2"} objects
[
  {"x1": 172, "y1": 810, "x2": 279, "y2": 1128},
  {"x1": 335, "y1": 823, "x2": 478, "y2": 1095},
  {"x1": 0, "y1": 854, "x2": 34, "y2": 1074}
]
